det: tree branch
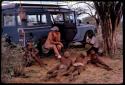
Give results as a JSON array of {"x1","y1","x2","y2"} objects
[
  {"x1": 87, "y1": 5, "x2": 94, "y2": 16},
  {"x1": 83, "y1": 2, "x2": 95, "y2": 9}
]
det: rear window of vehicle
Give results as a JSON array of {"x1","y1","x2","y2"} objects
[
  {"x1": 17, "y1": 14, "x2": 47, "y2": 26},
  {"x1": 4, "y1": 14, "x2": 15, "y2": 27}
]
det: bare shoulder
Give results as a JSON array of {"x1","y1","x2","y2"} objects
[
  {"x1": 48, "y1": 32, "x2": 52, "y2": 35},
  {"x1": 47, "y1": 32, "x2": 53, "y2": 38},
  {"x1": 57, "y1": 31, "x2": 60, "y2": 33}
]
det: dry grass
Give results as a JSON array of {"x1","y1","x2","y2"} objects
[{"x1": 1, "y1": 40, "x2": 26, "y2": 83}]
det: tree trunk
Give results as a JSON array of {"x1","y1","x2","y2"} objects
[
  {"x1": 101, "y1": 19, "x2": 118, "y2": 57},
  {"x1": 101, "y1": 18, "x2": 114, "y2": 56},
  {"x1": 95, "y1": 18, "x2": 100, "y2": 35},
  {"x1": 94, "y1": 1, "x2": 122, "y2": 56}
]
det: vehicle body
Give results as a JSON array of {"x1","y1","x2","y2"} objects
[{"x1": 2, "y1": 3, "x2": 95, "y2": 47}]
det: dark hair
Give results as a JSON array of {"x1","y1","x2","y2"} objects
[
  {"x1": 52, "y1": 24, "x2": 59, "y2": 28},
  {"x1": 80, "y1": 54, "x2": 85, "y2": 58},
  {"x1": 26, "y1": 39, "x2": 33, "y2": 47},
  {"x1": 88, "y1": 31, "x2": 95, "y2": 38}
]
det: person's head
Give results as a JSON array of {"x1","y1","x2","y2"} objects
[
  {"x1": 50, "y1": 26, "x2": 59, "y2": 32},
  {"x1": 90, "y1": 50, "x2": 97, "y2": 59},
  {"x1": 80, "y1": 51, "x2": 87, "y2": 58},
  {"x1": 90, "y1": 50, "x2": 96, "y2": 55},
  {"x1": 26, "y1": 40, "x2": 33, "y2": 49},
  {"x1": 88, "y1": 31, "x2": 94, "y2": 38},
  {"x1": 64, "y1": 51, "x2": 70, "y2": 58}
]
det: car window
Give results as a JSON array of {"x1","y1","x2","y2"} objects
[
  {"x1": 17, "y1": 14, "x2": 47, "y2": 26},
  {"x1": 27, "y1": 14, "x2": 47, "y2": 26},
  {"x1": 4, "y1": 14, "x2": 15, "y2": 27}
]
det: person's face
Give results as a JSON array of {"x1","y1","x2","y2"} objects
[
  {"x1": 80, "y1": 54, "x2": 85, "y2": 58},
  {"x1": 64, "y1": 55, "x2": 69, "y2": 58},
  {"x1": 90, "y1": 50, "x2": 95, "y2": 54},
  {"x1": 64, "y1": 56, "x2": 68, "y2": 58},
  {"x1": 88, "y1": 33, "x2": 90, "y2": 36},
  {"x1": 54, "y1": 30, "x2": 59, "y2": 32},
  {"x1": 27, "y1": 43, "x2": 33, "y2": 49},
  {"x1": 51, "y1": 30, "x2": 58, "y2": 32}
]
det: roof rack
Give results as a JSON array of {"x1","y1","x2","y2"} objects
[{"x1": 2, "y1": 3, "x2": 68, "y2": 9}]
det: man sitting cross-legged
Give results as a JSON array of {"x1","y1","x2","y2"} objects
[{"x1": 43, "y1": 51, "x2": 72, "y2": 81}]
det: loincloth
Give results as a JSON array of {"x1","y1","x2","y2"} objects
[
  {"x1": 73, "y1": 62, "x2": 84, "y2": 67},
  {"x1": 59, "y1": 64, "x2": 68, "y2": 69}
]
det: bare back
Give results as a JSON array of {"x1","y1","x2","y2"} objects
[
  {"x1": 60, "y1": 57, "x2": 72, "y2": 67},
  {"x1": 75, "y1": 56, "x2": 84, "y2": 63},
  {"x1": 44, "y1": 31, "x2": 60, "y2": 47}
]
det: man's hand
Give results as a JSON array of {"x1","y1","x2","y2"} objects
[
  {"x1": 54, "y1": 42, "x2": 63, "y2": 47},
  {"x1": 51, "y1": 41, "x2": 60, "y2": 44},
  {"x1": 59, "y1": 42, "x2": 63, "y2": 47}
]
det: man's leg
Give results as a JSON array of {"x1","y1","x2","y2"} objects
[
  {"x1": 31, "y1": 53, "x2": 43, "y2": 67},
  {"x1": 57, "y1": 45, "x2": 62, "y2": 53},
  {"x1": 51, "y1": 45, "x2": 62, "y2": 58},
  {"x1": 68, "y1": 70, "x2": 79, "y2": 81},
  {"x1": 47, "y1": 65, "x2": 59, "y2": 74},
  {"x1": 96, "y1": 58, "x2": 112, "y2": 70},
  {"x1": 44, "y1": 70, "x2": 58, "y2": 81},
  {"x1": 59, "y1": 66, "x2": 74, "y2": 77}
]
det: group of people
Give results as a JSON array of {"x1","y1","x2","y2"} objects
[
  {"x1": 23, "y1": 24, "x2": 112, "y2": 81},
  {"x1": 43, "y1": 50, "x2": 112, "y2": 81},
  {"x1": 23, "y1": 25, "x2": 63, "y2": 67}
]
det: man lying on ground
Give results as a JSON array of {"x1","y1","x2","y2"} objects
[
  {"x1": 63, "y1": 51, "x2": 88, "y2": 81},
  {"x1": 24, "y1": 40, "x2": 46, "y2": 67},
  {"x1": 43, "y1": 51, "x2": 72, "y2": 81},
  {"x1": 88, "y1": 50, "x2": 112, "y2": 71},
  {"x1": 86, "y1": 31, "x2": 99, "y2": 56}
]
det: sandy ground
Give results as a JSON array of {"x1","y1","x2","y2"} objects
[
  {"x1": 1, "y1": 26, "x2": 123, "y2": 84},
  {"x1": 2, "y1": 48, "x2": 123, "y2": 84}
]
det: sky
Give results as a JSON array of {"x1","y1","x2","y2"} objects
[{"x1": 2, "y1": 1, "x2": 94, "y2": 19}]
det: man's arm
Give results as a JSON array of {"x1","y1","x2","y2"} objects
[
  {"x1": 86, "y1": 43, "x2": 94, "y2": 46},
  {"x1": 57, "y1": 32, "x2": 61, "y2": 42},
  {"x1": 48, "y1": 32, "x2": 60, "y2": 44},
  {"x1": 58, "y1": 33, "x2": 64, "y2": 47}
]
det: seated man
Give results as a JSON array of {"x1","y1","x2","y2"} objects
[
  {"x1": 88, "y1": 50, "x2": 112, "y2": 71},
  {"x1": 85, "y1": 31, "x2": 100, "y2": 56},
  {"x1": 43, "y1": 51, "x2": 72, "y2": 81},
  {"x1": 42, "y1": 25, "x2": 63, "y2": 59},
  {"x1": 24, "y1": 40, "x2": 46, "y2": 67},
  {"x1": 64, "y1": 51, "x2": 88, "y2": 81}
]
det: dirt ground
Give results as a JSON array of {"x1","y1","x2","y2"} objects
[
  {"x1": 2, "y1": 47, "x2": 123, "y2": 84},
  {"x1": 1, "y1": 26, "x2": 123, "y2": 84}
]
